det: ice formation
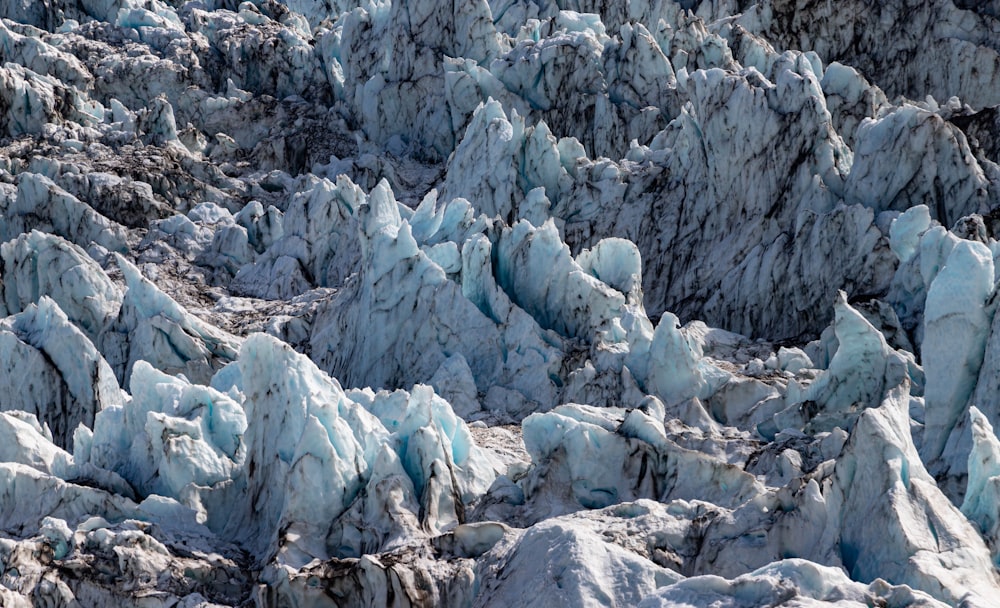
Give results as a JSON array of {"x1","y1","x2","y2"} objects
[{"x1": 0, "y1": 0, "x2": 999, "y2": 606}]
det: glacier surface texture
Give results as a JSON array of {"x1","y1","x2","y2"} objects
[{"x1": 0, "y1": 0, "x2": 1000, "y2": 606}]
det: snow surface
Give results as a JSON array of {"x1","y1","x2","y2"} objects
[{"x1": 0, "y1": 0, "x2": 998, "y2": 606}]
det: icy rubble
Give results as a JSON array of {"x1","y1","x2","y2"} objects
[{"x1": 0, "y1": 0, "x2": 999, "y2": 606}]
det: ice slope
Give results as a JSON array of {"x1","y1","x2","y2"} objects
[
  {"x1": 208, "y1": 333, "x2": 500, "y2": 568},
  {"x1": 440, "y1": 55, "x2": 904, "y2": 338},
  {"x1": 0, "y1": 297, "x2": 123, "y2": 449},
  {"x1": 0, "y1": 230, "x2": 122, "y2": 343},
  {"x1": 100, "y1": 254, "x2": 241, "y2": 388},
  {"x1": 0, "y1": 0, "x2": 998, "y2": 606},
  {"x1": 963, "y1": 407, "x2": 1000, "y2": 565},
  {"x1": 827, "y1": 388, "x2": 999, "y2": 606},
  {"x1": 639, "y1": 559, "x2": 949, "y2": 608},
  {"x1": 306, "y1": 181, "x2": 565, "y2": 417}
]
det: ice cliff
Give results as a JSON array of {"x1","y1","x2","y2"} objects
[{"x1": 0, "y1": 0, "x2": 1000, "y2": 606}]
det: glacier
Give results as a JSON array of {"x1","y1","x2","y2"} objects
[{"x1": 0, "y1": 0, "x2": 999, "y2": 606}]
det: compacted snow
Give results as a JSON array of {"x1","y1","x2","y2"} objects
[{"x1": 0, "y1": 0, "x2": 1000, "y2": 606}]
